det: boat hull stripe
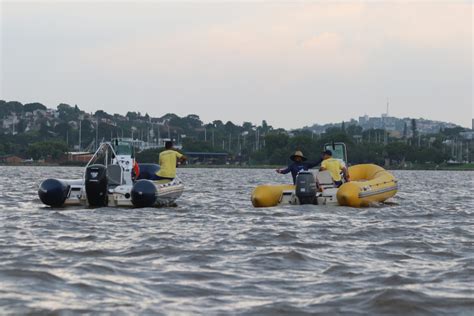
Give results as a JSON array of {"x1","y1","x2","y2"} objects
[{"x1": 358, "y1": 185, "x2": 398, "y2": 198}]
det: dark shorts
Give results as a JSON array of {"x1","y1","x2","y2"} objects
[{"x1": 334, "y1": 180, "x2": 343, "y2": 188}]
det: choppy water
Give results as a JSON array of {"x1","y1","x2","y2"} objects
[{"x1": 0, "y1": 166, "x2": 473, "y2": 315}]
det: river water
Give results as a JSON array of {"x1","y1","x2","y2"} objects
[{"x1": 0, "y1": 166, "x2": 473, "y2": 315}]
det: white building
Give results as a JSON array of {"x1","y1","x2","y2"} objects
[{"x1": 460, "y1": 131, "x2": 474, "y2": 140}]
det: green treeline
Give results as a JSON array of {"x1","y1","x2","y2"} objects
[
  {"x1": 0, "y1": 100, "x2": 472, "y2": 166},
  {"x1": 247, "y1": 127, "x2": 456, "y2": 166},
  {"x1": 138, "y1": 120, "x2": 471, "y2": 167}
]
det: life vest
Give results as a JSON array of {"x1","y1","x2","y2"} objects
[{"x1": 132, "y1": 160, "x2": 140, "y2": 178}]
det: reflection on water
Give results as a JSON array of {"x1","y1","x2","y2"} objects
[{"x1": 0, "y1": 166, "x2": 473, "y2": 314}]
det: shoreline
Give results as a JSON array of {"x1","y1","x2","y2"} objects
[{"x1": 1, "y1": 163, "x2": 473, "y2": 171}]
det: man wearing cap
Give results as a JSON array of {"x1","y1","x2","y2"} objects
[
  {"x1": 276, "y1": 151, "x2": 322, "y2": 184},
  {"x1": 320, "y1": 150, "x2": 349, "y2": 187}
]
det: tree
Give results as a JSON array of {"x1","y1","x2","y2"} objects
[
  {"x1": 57, "y1": 103, "x2": 81, "y2": 122},
  {"x1": 261, "y1": 120, "x2": 272, "y2": 133},
  {"x1": 0, "y1": 100, "x2": 6, "y2": 118},
  {"x1": 0, "y1": 100, "x2": 23, "y2": 118},
  {"x1": 57, "y1": 103, "x2": 72, "y2": 111},
  {"x1": 95, "y1": 110, "x2": 112, "y2": 119},
  {"x1": 16, "y1": 119, "x2": 27, "y2": 134},
  {"x1": 346, "y1": 124, "x2": 363, "y2": 135},
  {"x1": 289, "y1": 135, "x2": 318, "y2": 158},
  {"x1": 182, "y1": 138, "x2": 214, "y2": 152},
  {"x1": 242, "y1": 122, "x2": 253, "y2": 131},
  {"x1": 27, "y1": 141, "x2": 68, "y2": 160},
  {"x1": 320, "y1": 127, "x2": 353, "y2": 146},
  {"x1": 224, "y1": 121, "x2": 237, "y2": 133},
  {"x1": 183, "y1": 114, "x2": 203, "y2": 129},
  {"x1": 212, "y1": 120, "x2": 224, "y2": 128},
  {"x1": 268, "y1": 148, "x2": 290, "y2": 165},
  {"x1": 265, "y1": 133, "x2": 289, "y2": 151},
  {"x1": 136, "y1": 148, "x2": 163, "y2": 163},
  {"x1": 6, "y1": 101, "x2": 24, "y2": 114},
  {"x1": 54, "y1": 123, "x2": 70, "y2": 141},
  {"x1": 24, "y1": 102, "x2": 47, "y2": 112},
  {"x1": 411, "y1": 119, "x2": 418, "y2": 142},
  {"x1": 161, "y1": 113, "x2": 179, "y2": 121},
  {"x1": 441, "y1": 127, "x2": 466, "y2": 137},
  {"x1": 126, "y1": 111, "x2": 139, "y2": 121},
  {"x1": 386, "y1": 142, "x2": 410, "y2": 164}
]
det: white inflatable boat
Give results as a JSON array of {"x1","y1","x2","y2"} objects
[{"x1": 38, "y1": 140, "x2": 184, "y2": 208}]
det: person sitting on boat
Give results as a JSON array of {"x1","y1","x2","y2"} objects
[
  {"x1": 276, "y1": 151, "x2": 322, "y2": 184},
  {"x1": 156, "y1": 141, "x2": 187, "y2": 181},
  {"x1": 320, "y1": 150, "x2": 349, "y2": 187}
]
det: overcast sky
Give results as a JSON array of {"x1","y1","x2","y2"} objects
[{"x1": 1, "y1": 1, "x2": 472, "y2": 129}]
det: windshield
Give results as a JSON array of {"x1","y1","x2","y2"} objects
[
  {"x1": 324, "y1": 143, "x2": 347, "y2": 163},
  {"x1": 115, "y1": 143, "x2": 132, "y2": 156}
]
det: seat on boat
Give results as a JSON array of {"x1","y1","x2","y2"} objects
[
  {"x1": 315, "y1": 170, "x2": 336, "y2": 190},
  {"x1": 107, "y1": 165, "x2": 123, "y2": 187}
]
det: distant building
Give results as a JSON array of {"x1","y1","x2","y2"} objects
[
  {"x1": 388, "y1": 130, "x2": 402, "y2": 138},
  {"x1": 115, "y1": 137, "x2": 182, "y2": 151},
  {"x1": 353, "y1": 135, "x2": 363, "y2": 143},
  {"x1": 310, "y1": 115, "x2": 461, "y2": 135},
  {"x1": 358, "y1": 115, "x2": 369, "y2": 125},
  {"x1": 66, "y1": 152, "x2": 94, "y2": 163},
  {"x1": 46, "y1": 109, "x2": 59, "y2": 118},
  {"x1": 460, "y1": 131, "x2": 474, "y2": 140},
  {"x1": 185, "y1": 152, "x2": 229, "y2": 165},
  {"x1": 0, "y1": 155, "x2": 23, "y2": 164},
  {"x1": 151, "y1": 118, "x2": 168, "y2": 125},
  {"x1": 2, "y1": 114, "x2": 17, "y2": 129}
]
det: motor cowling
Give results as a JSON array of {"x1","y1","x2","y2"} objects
[
  {"x1": 85, "y1": 164, "x2": 108, "y2": 207},
  {"x1": 38, "y1": 179, "x2": 70, "y2": 207},
  {"x1": 295, "y1": 171, "x2": 317, "y2": 205},
  {"x1": 131, "y1": 179, "x2": 157, "y2": 208}
]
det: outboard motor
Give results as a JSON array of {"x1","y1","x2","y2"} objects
[
  {"x1": 137, "y1": 163, "x2": 161, "y2": 181},
  {"x1": 38, "y1": 179, "x2": 70, "y2": 207},
  {"x1": 131, "y1": 179, "x2": 157, "y2": 208},
  {"x1": 85, "y1": 164, "x2": 108, "y2": 207},
  {"x1": 295, "y1": 171, "x2": 317, "y2": 205}
]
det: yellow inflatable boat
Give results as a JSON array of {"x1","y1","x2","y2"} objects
[
  {"x1": 251, "y1": 164, "x2": 398, "y2": 208},
  {"x1": 336, "y1": 164, "x2": 398, "y2": 207}
]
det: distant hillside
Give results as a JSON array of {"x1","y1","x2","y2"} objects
[
  {"x1": 0, "y1": 100, "x2": 472, "y2": 166},
  {"x1": 0, "y1": 100, "x2": 278, "y2": 163}
]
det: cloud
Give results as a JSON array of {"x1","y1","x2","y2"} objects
[{"x1": 1, "y1": 1, "x2": 472, "y2": 128}]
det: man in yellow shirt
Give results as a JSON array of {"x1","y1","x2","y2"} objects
[
  {"x1": 156, "y1": 141, "x2": 187, "y2": 181},
  {"x1": 320, "y1": 150, "x2": 349, "y2": 187}
]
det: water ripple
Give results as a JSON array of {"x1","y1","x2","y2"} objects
[{"x1": 0, "y1": 167, "x2": 473, "y2": 314}]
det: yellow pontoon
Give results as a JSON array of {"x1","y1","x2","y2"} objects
[{"x1": 336, "y1": 164, "x2": 398, "y2": 207}]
